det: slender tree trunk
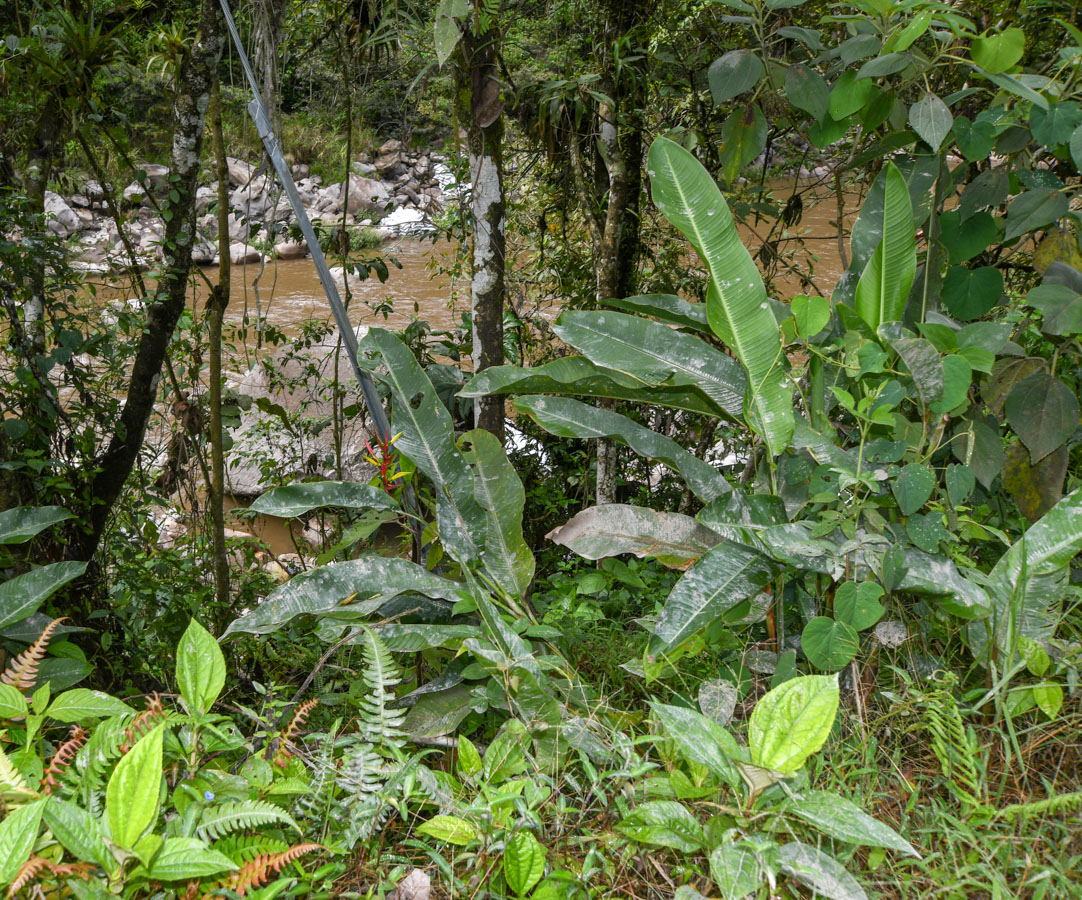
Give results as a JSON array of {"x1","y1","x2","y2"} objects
[
  {"x1": 74, "y1": 0, "x2": 223, "y2": 560},
  {"x1": 458, "y1": 24, "x2": 505, "y2": 441},
  {"x1": 22, "y1": 108, "x2": 65, "y2": 352},
  {"x1": 207, "y1": 77, "x2": 231, "y2": 605}
]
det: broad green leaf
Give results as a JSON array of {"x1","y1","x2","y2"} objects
[
  {"x1": 401, "y1": 683, "x2": 473, "y2": 738},
  {"x1": 460, "y1": 357, "x2": 724, "y2": 418},
  {"x1": 1034, "y1": 682, "x2": 1064, "y2": 719},
  {"x1": 697, "y1": 490, "x2": 787, "y2": 545},
  {"x1": 503, "y1": 831, "x2": 546, "y2": 896},
  {"x1": 749, "y1": 675, "x2": 839, "y2": 774},
  {"x1": 554, "y1": 310, "x2": 746, "y2": 419},
  {"x1": 43, "y1": 798, "x2": 110, "y2": 868},
  {"x1": 986, "y1": 491, "x2": 1082, "y2": 649},
  {"x1": 377, "y1": 623, "x2": 481, "y2": 652},
  {"x1": 46, "y1": 689, "x2": 134, "y2": 723},
  {"x1": 616, "y1": 801, "x2": 706, "y2": 852},
  {"x1": 0, "y1": 685, "x2": 27, "y2": 719},
  {"x1": 879, "y1": 324, "x2": 943, "y2": 409},
  {"x1": 649, "y1": 541, "x2": 778, "y2": 655},
  {"x1": 907, "y1": 512, "x2": 950, "y2": 552},
  {"x1": 709, "y1": 843, "x2": 762, "y2": 900},
  {"x1": 939, "y1": 211, "x2": 997, "y2": 265},
  {"x1": 778, "y1": 842, "x2": 868, "y2": 900},
  {"x1": 719, "y1": 105, "x2": 768, "y2": 183},
  {"x1": 648, "y1": 137, "x2": 793, "y2": 455},
  {"x1": 1005, "y1": 373, "x2": 1079, "y2": 463},
  {"x1": 792, "y1": 294, "x2": 830, "y2": 338},
  {"x1": 892, "y1": 463, "x2": 935, "y2": 515},
  {"x1": 960, "y1": 168, "x2": 1008, "y2": 220},
  {"x1": 801, "y1": 618, "x2": 859, "y2": 671},
  {"x1": 883, "y1": 10, "x2": 931, "y2": 53},
  {"x1": 1031, "y1": 101, "x2": 1082, "y2": 148},
  {"x1": 1072, "y1": 124, "x2": 1082, "y2": 172},
  {"x1": 952, "y1": 418, "x2": 1004, "y2": 489},
  {"x1": 106, "y1": 724, "x2": 165, "y2": 850},
  {"x1": 547, "y1": 504, "x2": 720, "y2": 569},
  {"x1": 953, "y1": 116, "x2": 997, "y2": 162},
  {"x1": 971, "y1": 27, "x2": 1025, "y2": 74},
  {"x1": 828, "y1": 70, "x2": 873, "y2": 120},
  {"x1": 855, "y1": 163, "x2": 916, "y2": 330},
  {"x1": 417, "y1": 814, "x2": 478, "y2": 846},
  {"x1": 789, "y1": 791, "x2": 919, "y2": 856},
  {"x1": 223, "y1": 554, "x2": 462, "y2": 637},
  {"x1": 941, "y1": 266, "x2": 1004, "y2": 321},
  {"x1": 699, "y1": 679, "x2": 738, "y2": 727},
  {"x1": 514, "y1": 395, "x2": 730, "y2": 502},
  {"x1": 785, "y1": 64, "x2": 830, "y2": 119},
  {"x1": 908, "y1": 94, "x2": 952, "y2": 150},
  {"x1": 1005, "y1": 190, "x2": 1069, "y2": 242},
  {"x1": 461, "y1": 430, "x2": 535, "y2": 599},
  {"x1": 899, "y1": 549, "x2": 990, "y2": 618},
  {"x1": 602, "y1": 293, "x2": 710, "y2": 334},
  {"x1": 1028, "y1": 284, "x2": 1082, "y2": 335},
  {"x1": 176, "y1": 619, "x2": 226, "y2": 715},
  {"x1": 839, "y1": 34, "x2": 880, "y2": 66},
  {"x1": 0, "y1": 561, "x2": 87, "y2": 631},
  {"x1": 856, "y1": 52, "x2": 911, "y2": 79},
  {"x1": 363, "y1": 327, "x2": 483, "y2": 565},
  {"x1": 946, "y1": 463, "x2": 976, "y2": 507},
  {"x1": 457, "y1": 734, "x2": 483, "y2": 778},
  {"x1": 1004, "y1": 439, "x2": 1067, "y2": 523},
  {"x1": 0, "y1": 506, "x2": 72, "y2": 545},
  {"x1": 147, "y1": 837, "x2": 238, "y2": 880},
  {"x1": 249, "y1": 482, "x2": 397, "y2": 517},
  {"x1": 0, "y1": 799, "x2": 46, "y2": 887},
  {"x1": 650, "y1": 702, "x2": 741, "y2": 788},
  {"x1": 433, "y1": 0, "x2": 467, "y2": 67},
  {"x1": 708, "y1": 50, "x2": 763, "y2": 105},
  {"x1": 834, "y1": 582, "x2": 886, "y2": 631},
  {"x1": 483, "y1": 719, "x2": 530, "y2": 783}
]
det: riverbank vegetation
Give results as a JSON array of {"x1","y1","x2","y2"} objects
[{"x1": 2, "y1": 0, "x2": 1082, "y2": 898}]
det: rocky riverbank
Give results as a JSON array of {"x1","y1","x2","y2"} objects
[{"x1": 43, "y1": 140, "x2": 457, "y2": 273}]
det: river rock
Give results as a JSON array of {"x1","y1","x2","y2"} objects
[
  {"x1": 227, "y1": 157, "x2": 255, "y2": 186},
  {"x1": 290, "y1": 163, "x2": 310, "y2": 180},
  {"x1": 195, "y1": 185, "x2": 218, "y2": 215},
  {"x1": 352, "y1": 161, "x2": 377, "y2": 177},
  {"x1": 141, "y1": 163, "x2": 171, "y2": 187},
  {"x1": 229, "y1": 242, "x2": 261, "y2": 264},
  {"x1": 121, "y1": 181, "x2": 147, "y2": 207},
  {"x1": 230, "y1": 179, "x2": 273, "y2": 218},
  {"x1": 224, "y1": 324, "x2": 376, "y2": 497},
  {"x1": 44, "y1": 191, "x2": 80, "y2": 236},
  {"x1": 340, "y1": 173, "x2": 391, "y2": 215},
  {"x1": 275, "y1": 240, "x2": 308, "y2": 260},
  {"x1": 192, "y1": 240, "x2": 218, "y2": 265}
]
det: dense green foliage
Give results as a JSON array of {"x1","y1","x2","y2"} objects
[{"x1": 2, "y1": 0, "x2": 1082, "y2": 897}]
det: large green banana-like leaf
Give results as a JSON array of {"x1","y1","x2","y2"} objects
[
  {"x1": 249, "y1": 482, "x2": 397, "y2": 518},
  {"x1": 547, "y1": 504, "x2": 722, "y2": 569},
  {"x1": 601, "y1": 294, "x2": 712, "y2": 335},
  {"x1": 984, "y1": 490, "x2": 1082, "y2": 651},
  {"x1": 554, "y1": 310, "x2": 746, "y2": 419},
  {"x1": 222, "y1": 554, "x2": 463, "y2": 636},
  {"x1": 0, "y1": 506, "x2": 72, "y2": 545},
  {"x1": 854, "y1": 162, "x2": 917, "y2": 330},
  {"x1": 461, "y1": 357, "x2": 724, "y2": 418},
  {"x1": 460, "y1": 429, "x2": 535, "y2": 599},
  {"x1": 514, "y1": 395, "x2": 730, "y2": 502},
  {"x1": 362, "y1": 328, "x2": 483, "y2": 564},
  {"x1": 649, "y1": 540, "x2": 779, "y2": 655},
  {"x1": 647, "y1": 136, "x2": 793, "y2": 456},
  {"x1": 0, "y1": 561, "x2": 87, "y2": 631}
]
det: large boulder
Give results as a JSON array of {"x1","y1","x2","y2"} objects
[
  {"x1": 44, "y1": 192, "x2": 80, "y2": 236},
  {"x1": 224, "y1": 325, "x2": 377, "y2": 497},
  {"x1": 339, "y1": 173, "x2": 391, "y2": 215},
  {"x1": 275, "y1": 240, "x2": 308, "y2": 260},
  {"x1": 229, "y1": 242, "x2": 261, "y2": 265},
  {"x1": 226, "y1": 157, "x2": 256, "y2": 186}
]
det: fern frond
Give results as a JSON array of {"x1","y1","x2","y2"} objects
[
  {"x1": 0, "y1": 744, "x2": 34, "y2": 802},
  {"x1": 65, "y1": 714, "x2": 135, "y2": 812},
  {"x1": 355, "y1": 626, "x2": 405, "y2": 751},
  {"x1": 212, "y1": 834, "x2": 290, "y2": 865},
  {"x1": 41, "y1": 726, "x2": 88, "y2": 794},
  {"x1": 7, "y1": 857, "x2": 49, "y2": 897},
  {"x1": 923, "y1": 686, "x2": 982, "y2": 809},
  {"x1": 121, "y1": 694, "x2": 166, "y2": 754},
  {"x1": 209, "y1": 843, "x2": 321, "y2": 898},
  {"x1": 1, "y1": 618, "x2": 66, "y2": 693},
  {"x1": 997, "y1": 790, "x2": 1082, "y2": 822},
  {"x1": 196, "y1": 800, "x2": 301, "y2": 842},
  {"x1": 273, "y1": 699, "x2": 318, "y2": 769}
]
